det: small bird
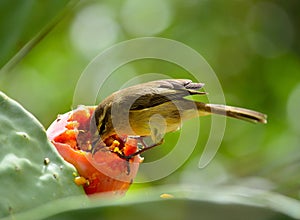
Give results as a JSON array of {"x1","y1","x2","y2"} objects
[{"x1": 91, "y1": 79, "x2": 267, "y2": 156}]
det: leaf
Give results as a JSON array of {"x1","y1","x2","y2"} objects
[
  {"x1": 1, "y1": 185, "x2": 300, "y2": 220},
  {"x1": 0, "y1": 0, "x2": 77, "y2": 69}
]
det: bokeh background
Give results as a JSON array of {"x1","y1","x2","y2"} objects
[{"x1": 1, "y1": 0, "x2": 300, "y2": 213}]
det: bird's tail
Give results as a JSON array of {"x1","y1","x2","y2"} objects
[{"x1": 197, "y1": 103, "x2": 267, "y2": 124}]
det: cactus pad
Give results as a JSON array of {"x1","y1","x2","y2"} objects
[{"x1": 0, "y1": 92, "x2": 84, "y2": 218}]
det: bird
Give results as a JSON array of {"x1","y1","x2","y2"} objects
[{"x1": 91, "y1": 79, "x2": 267, "y2": 157}]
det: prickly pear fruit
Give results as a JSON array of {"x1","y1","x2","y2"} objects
[{"x1": 46, "y1": 106, "x2": 143, "y2": 196}]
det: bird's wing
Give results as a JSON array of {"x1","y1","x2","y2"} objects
[{"x1": 114, "y1": 79, "x2": 206, "y2": 110}]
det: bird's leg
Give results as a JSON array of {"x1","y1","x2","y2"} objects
[
  {"x1": 88, "y1": 135, "x2": 164, "y2": 175},
  {"x1": 111, "y1": 136, "x2": 164, "y2": 160},
  {"x1": 116, "y1": 136, "x2": 164, "y2": 160},
  {"x1": 130, "y1": 137, "x2": 164, "y2": 157}
]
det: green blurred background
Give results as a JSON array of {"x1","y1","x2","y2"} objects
[{"x1": 0, "y1": 0, "x2": 300, "y2": 208}]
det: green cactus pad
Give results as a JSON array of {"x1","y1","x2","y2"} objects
[{"x1": 0, "y1": 92, "x2": 84, "y2": 218}]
